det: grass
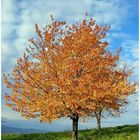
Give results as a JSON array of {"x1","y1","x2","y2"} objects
[{"x1": 2, "y1": 124, "x2": 139, "y2": 140}]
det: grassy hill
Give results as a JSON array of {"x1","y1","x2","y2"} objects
[{"x1": 2, "y1": 124, "x2": 138, "y2": 140}]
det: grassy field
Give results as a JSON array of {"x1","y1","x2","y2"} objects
[{"x1": 2, "y1": 124, "x2": 138, "y2": 140}]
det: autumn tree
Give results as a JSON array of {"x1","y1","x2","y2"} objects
[
  {"x1": 3, "y1": 16, "x2": 136, "y2": 140},
  {"x1": 87, "y1": 65, "x2": 136, "y2": 129}
]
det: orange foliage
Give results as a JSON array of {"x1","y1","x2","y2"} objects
[{"x1": 3, "y1": 16, "x2": 136, "y2": 124}]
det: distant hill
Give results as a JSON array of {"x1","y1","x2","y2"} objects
[{"x1": 2, "y1": 125, "x2": 47, "y2": 134}]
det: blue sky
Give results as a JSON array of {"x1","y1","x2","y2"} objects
[{"x1": 1, "y1": 0, "x2": 138, "y2": 130}]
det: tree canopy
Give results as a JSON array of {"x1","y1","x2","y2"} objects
[{"x1": 3, "y1": 16, "x2": 136, "y2": 140}]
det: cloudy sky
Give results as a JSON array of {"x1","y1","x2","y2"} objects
[{"x1": 1, "y1": 0, "x2": 138, "y2": 130}]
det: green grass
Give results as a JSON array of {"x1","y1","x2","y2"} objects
[{"x1": 2, "y1": 124, "x2": 139, "y2": 140}]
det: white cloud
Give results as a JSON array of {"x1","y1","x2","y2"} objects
[
  {"x1": 2, "y1": 109, "x2": 24, "y2": 120},
  {"x1": 2, "y1": 0, "x2": 134, "y2": 72},
  {"x1": 89, "y1": 0, "x2": 132, "y2": 30},
  {"x1": 109, "y1": 32, "x2": 132, "y2": 40},
  {"x1": 1, "y1": 43, "x2": 13, "y2": 57},
  {"x1": 121, "y1": 40, "x2": 138, "y2": 63},
  {"x1": 1, "y1": 0, "x2": 17, "y2": 23},
  {"x1": 121, "y1": 40, "x2": 139, "y2": 81}
]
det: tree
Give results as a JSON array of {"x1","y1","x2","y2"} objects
[
  {"x1": 3, "y1": 16, "x2": 136, "y2": 140},
  {"x1": 88, "y1": 66, "x2": 136, "y2": 129}
]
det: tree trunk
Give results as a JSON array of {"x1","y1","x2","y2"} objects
[
  {"x1": 97, "y1": 117, "x2": 101, "y2": 130},
  {"x1": 95, "y1": 110, "x2": 102, "y2": 130},
  {"x1": 72, "y1": 114, "x2": 79, "y2": 140}
]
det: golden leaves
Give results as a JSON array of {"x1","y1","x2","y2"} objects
[{"x1": 3, "y1": 16, "x2": 136, "y2": 123}]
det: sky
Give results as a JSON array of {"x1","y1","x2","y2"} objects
[{"x1": 1, "y1": 0, "x2": 139, "y2": 131}]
